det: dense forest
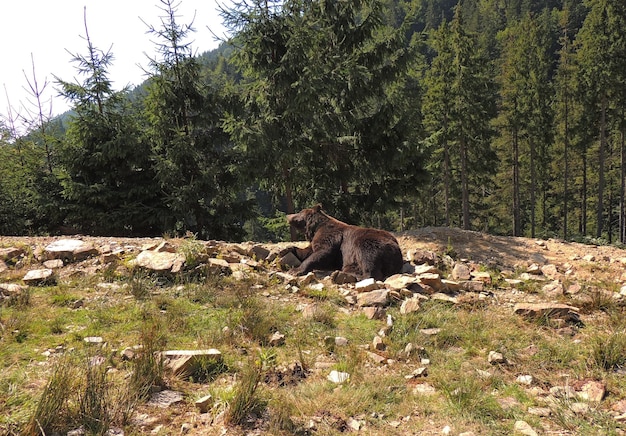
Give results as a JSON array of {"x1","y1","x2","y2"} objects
[{"x1": 1, "y1": 0, "x2": 625, "y2": 244}]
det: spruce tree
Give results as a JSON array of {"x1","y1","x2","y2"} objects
[
  {"x1": 143, "y1": 0, "x2": 251, "y2": 239},
  {"x1": 56, "y1": 11, "x2": 158, "y2": 235}
]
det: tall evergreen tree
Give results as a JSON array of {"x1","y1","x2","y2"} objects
[
  {"x1": 56, "y1": 10, "x2": 159, "y2": 235},
  {"x1": 448, "y1": 3, "x2": 497, "y2": 230},
  {"x1": 143, "y1": 0, "x2": 251, "y2": 239},
  {"x1": 221, "y1": 0, "x2": 424, "y2": 230},
  {"x1": 575, "y1": 0, "x2": 626, "y2": 239}
]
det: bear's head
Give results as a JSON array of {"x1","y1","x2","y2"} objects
[{"x1": 287, "y1": 204, "x2": 327, "y2": 241}]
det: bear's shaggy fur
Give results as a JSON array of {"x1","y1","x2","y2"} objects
[{"x1": 285, "y1": 204, "x2": 403, "y2": 280}]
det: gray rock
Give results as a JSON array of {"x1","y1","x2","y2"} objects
[
  {"x1": 400, "y1": 297, "x2": 421, "y2": 314},
  {"x1": 513, "y1": 302, "x2": 580, "y2": 323},
  {"x1": 357, "y1": 289, "x2": 389, "y2": 307},
  {"x1": 44, "y1": 239, "x2": 99, "y2": 262},
  {"x1": 134, "y1": 250, "x2": 184, "y2": 272},
  {"x1": 23, "y1": 268, "x2": 55, "y2": 285},
  {"x1": 163, "y1": 349, "x2": 223, "y2": 379},
  {"x1": 148, "y1": 389, "x2": 184, "y2": 408},
  {"x1": 452, "y1": 263, "x2": 471, "y2": 280}
]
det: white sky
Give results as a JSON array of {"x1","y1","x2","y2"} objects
[{"x1": 0, "y1": 0, "x2": 230, "y2": 134}]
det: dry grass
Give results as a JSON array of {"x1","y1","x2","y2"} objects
[{"x1": 2, "y1": 233, "x2": 626, "y2": 435}]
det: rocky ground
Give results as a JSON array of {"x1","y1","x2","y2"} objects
[{"x1": 2, "y1": 228, "x2": 626, "y2": 435}]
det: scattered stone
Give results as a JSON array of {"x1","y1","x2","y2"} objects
[
  {"x1": 571, "y1": 402, "x2": 590, "y2": 414},
  {"x1": 417, "y1": 273, "x2": 444, "y2": 292},
  {"x1": 488, "y1": 351, "x2": 506, "y2": 365},
  {"x1": 362, "y1": 306, "x2": 386, "y2": 320},
  {"x1": 331, "y1": 270, "x2": 357, "y2": 284},
  {"x1": 513, "y1": 303, "x2": 580, "y2": 323},
  {"x1": 0, "y1": 247, "x2": 24, "y2": 262},
  {"x1": 384, "y1": 274, "x2": 423, "y2": 292},
  {"x1": 431, "y1": 293, "x2": 458, "y2": 304},
  {"x1": 346, "y1": 417, "x2": 363, "y2": 432},
  {"x1": 44, "y1": 239, "x2": 99, "y2": 262},
  {"x1": 163, "y1": 349, "x2": 223, "y2": 379},
  {"x1": 0, "y1": 283, "x2": 26, "y2": 301},
  {"x1": 328, "y1": 370, "x2": 350, "y2": 384},
  {"x1": 513, "y1": 420, "x2": 537, "y2": 436},
  {"x1": 405, "y1": 367, "x2": 428, "y2": 378},
  {"x1": 406, "y1": 249, "x2": 438, "y2": 265},
  {"x1": 302, "y1": 303, "x2": 321, "y2": 319},
  {"x1": 372, "y1": 335, "x2": 386, "y2": 351},
  {"x1": 43, "y1": 259, "x2": 64, "y2": 269},
  {"x1": 412, "y1": 382, "x2": 437, "y2": 395},
  {"x1": 420, "y1": 328, "x2": 441, "y2": 335},
  {"x1": 541, "y1": 264, "x2": 559, "y2": 279},
  {"x1": 576, "y1": 380, "x2": 605, "y2": 403},
  {"x1": 23, "y1": 268, "x2": 55, "y2": 285},
  {"x1": 298, "y1": 272, "x2": 317, "y2": 286},
  {"x1": 195, "y1": 394, "x2": 213, "y2": 413},
  {"x1": 357, "y1": 289, "x2": 389, "y2": 307},
  {"x1": 528, "y1": 407, "x2": 551, "y2": 417},
  {"x1": 366, "y1": 351, "x2": 387, "y2": 365},
  {"x1": 251, "y1": 245, "x2": 271, "y2": 261},
  {"x1": 84, "y1": 336, "x2": 104, "y2": 345},
  {"x1": 566, "y1": 283, "x2": 582, "y2": 294},
  {"x1": 470, "y1": 271, "x2": 492, "y2": 284},
  {"x1": 206, "y1": 258, "x2": 232, "y2": 275},
  {"x1": 516, "y1": 375, "x2": 533, "y2": 385},
  {"x1": 400, "y1": 297, "x2": 421, "y2": 314},
  {"x1": 355, "y1": 278, "x2": 382, "y2": 293},
  {"x1": 148, "y1": 390, "x2": 184, "y2": 408},
  {"x1": 452, "y1": 263, "x2": 471, "y2": 280},
  {"x1": 269, "y1": 331, "x2": 286, "y2": 346},
  {"x1": 134, "y1": 250, "x2": 184, "y2": 272},
  {"x1": 542, "y1": 281, "x2": 564, "y2": 298}
]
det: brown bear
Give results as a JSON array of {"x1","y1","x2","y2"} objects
[{"x1": 285, "y1": 204, "x2": 403, "y2": 280}]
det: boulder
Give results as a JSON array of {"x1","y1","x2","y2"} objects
[
  {"x1": 357, "y1": 289, "x2": 390, "y2": 307},
  {"x1": 163, "y1": 349, "x2": 223, "y2": 379},
  {"x1": 44, "y1": 239, "x2": 99, "y2": 262},
  {"x1": 23, "y1": 268, "x2": 55, "y2": 285},
  {"x1": 134, "y1": 250, "x2": 185, "y2": 273},
  {"x1": 513, "y1": 303, "x2": 580, "y2": 323}
]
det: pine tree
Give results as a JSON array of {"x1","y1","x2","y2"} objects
[
  {"x1": 575, "y1": 0, "x2": 626, "y2": 239},
  {"x1": 56, "y1": 9, "x2": 158, "y2": 235},
  {"x1": 448, "y1": 3, "x2": 497, "y2": 230},
  {"x1": 221, "y1": 0, "x2": 423, "y2": 230},
  {"x1": 144, "y1": 0, "x2": 251, "y2": 239}
]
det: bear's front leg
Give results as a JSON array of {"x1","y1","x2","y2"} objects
[{"x1": 291, "y1": 248, "x2": 340, "y2": 276}]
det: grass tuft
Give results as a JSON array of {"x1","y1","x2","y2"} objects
[{"x1": 225, "y1": 359, "x2": 266, "y2": 427}]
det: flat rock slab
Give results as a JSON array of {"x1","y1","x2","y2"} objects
[
  {"x1": 23, "y1": 268, "x2": 55, "y2": 285},
  {"x1": 357, "y1": 289, "x2": 389, "y2": 307},
  {"x1": 44, "y1": 239, "x2": 99, "y2": 262},
  {"x1": 513, "y1": 303, "x2": 580, "y2": 320},
  {"x1": 0, "y1": 247, "x2": 24, "y2": 262},
  {"x1": 163, "y1": 349, "x2": 223, "y2": 378},
  {"x1": 134, "y1": 250, "x2": 185, "y2": 272},
  {"x1": 148, "y1": 390, "x2": 184, "y2": 408}
]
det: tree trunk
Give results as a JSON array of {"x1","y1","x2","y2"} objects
[
  {"x1": 563, "y1": 93, "x2": 569, "y2": 240},
  {"x1": 619, "y1": 108, "x2": 626, "y2": 244},
  {"x1": 582, "y1": 150, "x2": 587, "y2": 235},
  {"x1": 461, "y1": 138, "x2": 470, "y2": 230},
  {"x1": 283, "y1": 166, "x2": 298, "y2": 241},
  {"x1": 530, "y1": 137, "x2": 536, "y2": 238},
  {"x1": 513, "y1": 128, "x2": 521, "y2": 236},
  {"x1": 597, "y1": 94, "x2": 607, "y2": 238}
]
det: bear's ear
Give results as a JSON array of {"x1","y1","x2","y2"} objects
[{"x1": 313, "y1": 203, "x2": 323, "y2": 212}]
